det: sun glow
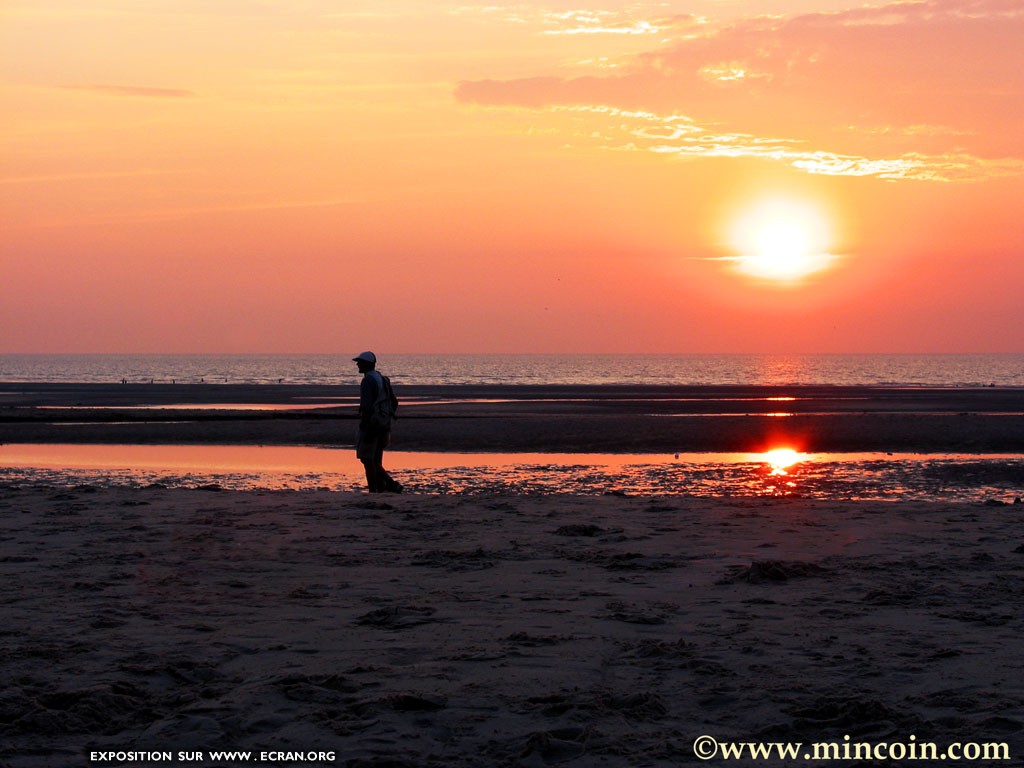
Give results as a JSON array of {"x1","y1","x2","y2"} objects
[
  {"x1": 760, "y1": 448, "x2": 807, "y2": 475},
  {"x1": 727, "y1": 198, "x2": 838, "y2": 283}
]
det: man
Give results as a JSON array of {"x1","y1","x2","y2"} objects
[{"x1": 353, "y1": 351, "x2": 401, "y2": 493}]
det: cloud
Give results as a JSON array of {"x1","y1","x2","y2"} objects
[
  {"x1": 455, "y1": 0, "x2": 1024, "y2": 181},
  {"x1": 446, "y1": 4, "x2": 699, "y2": 34},
  {"x1": 60, "y1": 84, "x2": 196, "y2": 98},
  {"x1": 540, "y1": 11, "x2": 697, "y2": 36},
  {"x1": 547, "y1": 104, "x2": 1024, "y2": 182}
]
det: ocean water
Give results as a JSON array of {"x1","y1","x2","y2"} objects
[{"x1": 1, "y1": 353, "x2": 1022, "y2": 387}]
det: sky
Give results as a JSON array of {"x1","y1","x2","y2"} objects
[{"x1": 2, "y1": 0, "x2": 1022, "y2": 354}]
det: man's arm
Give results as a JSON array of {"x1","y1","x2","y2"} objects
[{"x1": 359, "y1": 375, "x2": 376, "y2": 430}]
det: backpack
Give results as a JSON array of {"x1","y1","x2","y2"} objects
[{"x1": 369, "y1": 374, "x2": 399, "y2": 429}]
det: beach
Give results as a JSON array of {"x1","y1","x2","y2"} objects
[
  {"x1": 6, "y1": 0, "x2": 1024, "y2": 761},
  {"x1": 2, "y1": 485, "x2": 1023, "y2": 767},
  {"x1": 2, "y1": 384, "x2": 1023, "y2": 766}
]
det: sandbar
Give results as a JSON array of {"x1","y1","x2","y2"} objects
[{"x1": 2, "y1": 383, "x2": 1024, "y2": 453}]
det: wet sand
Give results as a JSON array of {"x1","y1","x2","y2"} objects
[
  {"x1": 3, "y1": 383, "x2": 1024, "y2": 452},
  {"x1": 1, "y1": 485, "x2": 1022, "y2": 767}
]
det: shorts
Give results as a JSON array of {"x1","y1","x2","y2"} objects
[{"x1": 356, "y1": 427, "x2": 391, "y2": 462}]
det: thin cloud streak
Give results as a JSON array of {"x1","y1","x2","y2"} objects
[
  {"x1": 517, "y1": 103, "x2": 1024, "y2": 183},
  {"x1": 60, "y1": 84, "x2": 196, "y2": 98},
  {"x1": 5, "y1": 195, "x2": 368, "y2": 233},
  {"x1": 0, "y1": 169, "x2": 196, "y2": 185},
  {"x1": 541, "y1": 11, "x2": 697, "y2": 36}
]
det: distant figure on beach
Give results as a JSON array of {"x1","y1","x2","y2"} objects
[{"x1": 353, "y1": 351, "x2": 402, "y2": 493}]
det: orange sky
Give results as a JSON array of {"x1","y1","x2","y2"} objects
[{"x1": 2, "y1": 0, "x2": 1022, "y2": 354}]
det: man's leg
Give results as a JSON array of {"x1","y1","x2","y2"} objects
[
  {"x1": 371, "y1": 441, "x2": 388, "y2": 492},
  {"x1": 360, "y1": 459, "x2": 380, "y2": 492},
  {"x1": 382, "y1": 472, "x2": 403, "y2": 493},
  {"x1": 357, "y1": 428, "x2": 384, "y2": 492}
]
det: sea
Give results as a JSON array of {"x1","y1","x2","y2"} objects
[{"x1": 2, "y1": 352, "x2": 1023, "y2": 387}]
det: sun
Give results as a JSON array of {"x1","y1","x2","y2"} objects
[{"x1": 726, "y1": 197, "x2": 838, "y2": 283}]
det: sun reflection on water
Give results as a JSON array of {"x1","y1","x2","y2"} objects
[
  {"x1": 759, "y1": 448, "x2": 808, "y2": 475},
  {"x1": 748, "y1": 448, "x2": 811, "y2": 496}
]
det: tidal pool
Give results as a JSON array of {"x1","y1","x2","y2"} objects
[{"x1": 1, "y1": 444, "x2": 1022, "y2": 503}]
